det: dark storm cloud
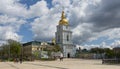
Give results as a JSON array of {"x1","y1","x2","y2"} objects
[
  {"x1": 86, "y1": 0, "x2": 120, "y2": 32},
  {"x1": 70, "y1": 0, "x2": 120, "y2": 44},
  {"x1": 69, "y1": 10, "x2": 82, "y2": 28},
  {"x1": 73, "y1": 31, "x2": 93, "y2": 44}
]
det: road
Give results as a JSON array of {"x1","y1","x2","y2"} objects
[{"x1": 0, "y1": 59, "x2": 120, "y2": 69}]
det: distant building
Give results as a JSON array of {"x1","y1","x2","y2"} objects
[
  {"x1": 113, "y1": 47, "x2": 120, "y2": 53},
  {"x1": 55, "y1": 10, "x2": 76, "y2": 58},
  {"x1": 22, "y1": 41, "x2": 54, "y2": 60}
]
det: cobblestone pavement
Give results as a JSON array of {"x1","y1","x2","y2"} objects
[{"x1": 0, "y1": 59, "x2": 120, "y2": 69}]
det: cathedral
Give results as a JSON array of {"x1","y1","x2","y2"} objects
[{"x1": 55, "y1": 10, "x2": 76, "y2": 58}]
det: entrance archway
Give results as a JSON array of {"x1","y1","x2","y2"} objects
[{"x1": 67, "y1": 53, "x2": 70, "y2": 58}]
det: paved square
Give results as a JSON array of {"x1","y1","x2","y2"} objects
[{"x1": 0, "y1": 59, "x2": 120, "y2": 69}]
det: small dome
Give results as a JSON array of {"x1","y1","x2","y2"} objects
[{"x1": 52, "y1": 38, "x2": 56, "y2": 44}]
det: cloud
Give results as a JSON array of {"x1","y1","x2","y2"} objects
[
  {"x1": 0, "y1": 15, "x2": 25, "y2": 42},
  {"x1": 84, "y1": 0, "x2": 120, "y2": 31},
  {"x1": 0, "y1": 0, "x2": 49, "y2": 43},
  {"x1": 69, "y1": 0, "x2": 120, "y2": 45},
  {"x1": 28, "y1": 0, "x2": 49, "y2": 18},
  {"x1": 0, "y1": 26, "x2": 22, "y2": 43},
  {"x1": 0, "y1": 0, "x2": 120, "y2": 48},
  {"x1": 0, "y1": 0, "x2": 27, "y2": 43},
  {"x1": 0, "y1": 15, "x2": 25, "y2": 26},
  {"x1": 78, "y1": 42, "x2": 113, "y2": 50},
  {"x1": 0, "y1": 0, "x2": 72, "y2": 42},
  {"x1": 0, "y1": 0, "x2": 28, "y2": 17},
  {"x1": 52, "y1": 0, "x2": 71, "y2": 7},
  {"x1": 31, "y1": 0, "x2": 120, "y2": 47},
  {"x1": 31, "y1": 7, "x2": 61, "y2": 41},
  {"x1": 111, "y1": 40, "x2": 120, "y2": 48},
  {"x1": 0, "y1": 0, "x2": 49, "y2": 18}
]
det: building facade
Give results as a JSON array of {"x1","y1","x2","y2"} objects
[
  {"x1": 55, "y1": 11, "x2": 76, "y2": 58},
  {"x1": 22, "y1": 41, "x2": 54, "y2": 60}
]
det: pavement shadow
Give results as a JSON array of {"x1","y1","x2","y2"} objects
[
  {"x1": 94, "y1": 63, "x2": 120, "y2": 66},
  {"x1": 93, "y1": 63, "x2": 103, "y2": 65},
  {"x1": 25, "y1": 63, "x2": 68, "y2": 69},
  {"x1": 5, "y1": 62, "x2": 19, "y2": 69}
]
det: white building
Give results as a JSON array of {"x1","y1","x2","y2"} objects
[{"x1": 55, "y1": 11, "x2": 76, "y2": 58}]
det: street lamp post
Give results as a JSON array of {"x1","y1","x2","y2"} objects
[
  {"x1": 22, "y1": 44, "x2": 23, "y2": 59},
  {"x1": 21, "y1": 43, "x2": 23, "y2": 61},
  {"x1": 7, "y1": 39, "x2": 11, "y2": 61},
  {"x1": 8, "y1": 43, "x2": 10, "y2": 61}
]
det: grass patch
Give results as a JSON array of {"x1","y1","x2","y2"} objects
[{"x1": 40, "y1": 58, "x2": 56, "y2": 61}]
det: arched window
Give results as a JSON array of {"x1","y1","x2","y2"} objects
[
  {"x1": 58, "y1": 35, "x2": 60, "y2": 42},
  {"x1": 37, "y1": 48, "x2": 39, "y2": 50},
  {"x1": 67, "y1": 34, "x2": 69, "y2": 41},
  {"x1": 66, "y1": 26, "x2": 68, "y2": 29}
]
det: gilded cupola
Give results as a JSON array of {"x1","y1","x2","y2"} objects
[{"x1": 59, "y1": 11, "x2": 69, "y2": 25}]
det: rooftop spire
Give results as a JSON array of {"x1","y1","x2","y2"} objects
[
  {"x1": 59, "y1": 7, "x2": 69, "y2": 25},
  {"x1": 61, "y1": 11, "x2": 65, "y2": 19}
]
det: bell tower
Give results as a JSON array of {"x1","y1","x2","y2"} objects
[{"x1": 55, "y1": 10, "x2": 76, "y2": 58}]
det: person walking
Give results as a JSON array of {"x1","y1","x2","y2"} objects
[
  {"x1": 19, "y1": 58, "x2": 22, "y2": 64},
  {"x1": 60, "y1": 53, "x2": 63, "y2": 61}
]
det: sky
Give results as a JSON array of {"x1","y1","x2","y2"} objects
[{"x1": 0, "y1": 0, "x2": 120, "y2": 49}]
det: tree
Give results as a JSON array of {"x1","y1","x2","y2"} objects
[
  {"x1": 90, "y1": 47, "x2": 104, "y2": 54},
  {"x1": 82, "y1": 49, "x2": 88, "y2": 53},
  {"x1": 53, "y1": 45, "x2": 61, "y2": 52},
  {"x1": 0, "y1": 44, "x2": 9, "y2": 59},
  {"x1": 104, "y1": 48, "x2": 115, "y2": 58},
  {"x1": 7, "y1": 39, "x2": 21, "y2": 58},
  {"x1": 0, "y1": 40, "x2": 21, "y2": 60},
  {"x1": 76, "y1": 47, "x2": 81, "y2": 53},
  {"x1": 33, "y1": 51, "x2": 40, "y2": 59}
]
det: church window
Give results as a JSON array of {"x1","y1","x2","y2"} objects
[
  {"x1": 66, "y1": 26, "x2": 68, "y2": 29},
  {"x1": 58, "y1": 35, "x2": 60, "y2": 42},
  {"x1": 37, "y1": 48, "x2": 39, "y2": 50},
  {"x1": 67, "y1": 34, "x2": 69, "y2": 41}
]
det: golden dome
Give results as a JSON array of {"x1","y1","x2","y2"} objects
[
  {"x1": 59, "y1": 19, "x2": 68, "y2": 25},
  {"x1": 59, "y1": 11, "x2": 69, "y2": 25}
]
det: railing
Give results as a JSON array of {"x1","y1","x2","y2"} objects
[{"x1": 102, "y1": 59, "x2": 120, "y2": 64}]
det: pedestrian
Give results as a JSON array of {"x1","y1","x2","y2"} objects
[
  {"x1": 14, "y1": 58, "x2": 19, "y2": 63},
  {"x1": 19, "y1": 58, "x2": 22, "y2": 64},
  {"x1": 60, "y1": 53, "x2": 63, "y2": 61},
  {"x1": 14, "y1": 58, "x2": 16, "y2": 63}
]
